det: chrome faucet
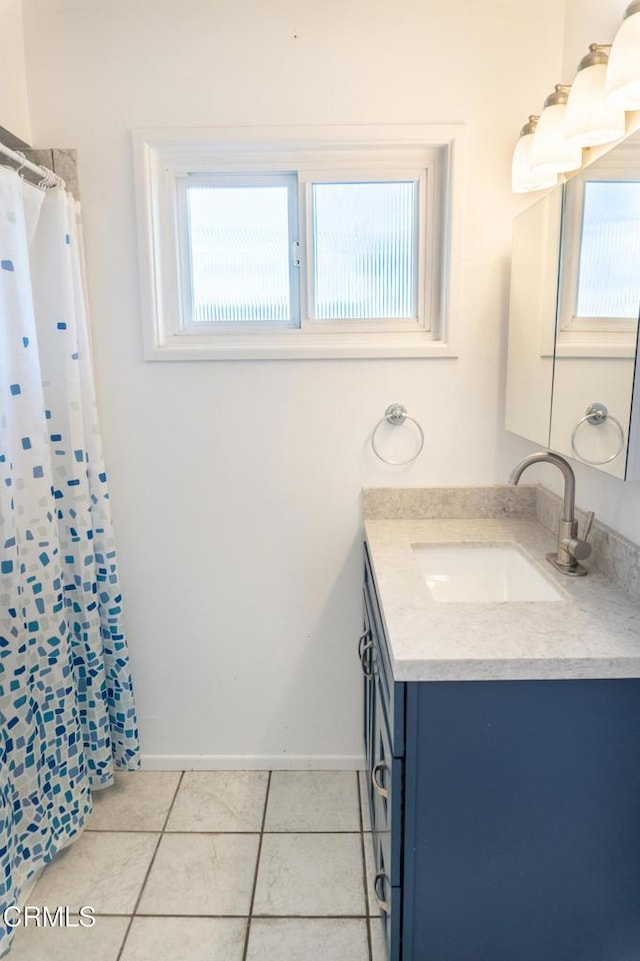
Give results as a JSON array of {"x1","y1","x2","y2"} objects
[{"x1": 510, "y1": 451, "x2": 595, "y2": 576}]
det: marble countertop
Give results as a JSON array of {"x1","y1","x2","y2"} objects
[{"x1": 365, "y1": 517, "x2": 640, "y2": 682}]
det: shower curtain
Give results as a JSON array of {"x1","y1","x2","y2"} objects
[{"x1": 0, "y1": 166, "x2": 139, "y2": 953}]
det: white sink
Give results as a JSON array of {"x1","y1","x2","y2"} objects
[{"x1": 411, "y1": 544, "x2": 565, "y2": 603}]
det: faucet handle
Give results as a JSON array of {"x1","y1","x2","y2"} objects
[
  {"x1": 582, "y1": 511, "x2": 595, "y2": 542},
  {"x1": 566, "y1": 537, "x2": 592, "y2": 562},
  {"x1": 564, "y1": 511, "x2": 595, "y2": 563}
]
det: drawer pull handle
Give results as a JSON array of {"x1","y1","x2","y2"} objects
[
  {"x1": 358, "y1": 630, "x2": 370, "y2": 659},
  {"x1": 373, "y1": 870, "x2": 391, "y2": 914},
  {"x1": 371, "y1": 762, "x2": 390, "y2": 799},
  {"x1": 360, "y1": 640, "x2": 374, "y2": 679}
]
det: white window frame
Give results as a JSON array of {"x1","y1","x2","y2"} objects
[
  {"x1": 133, "y1": 125, "x2": 465, "y2": 360},
  {"x1": 557, "y1": 145, "x2": 639, "y2": 359}
]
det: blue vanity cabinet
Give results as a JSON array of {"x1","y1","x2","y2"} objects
[{"x1": 362, "y1": 544, "x2": 640, "y2": 961}]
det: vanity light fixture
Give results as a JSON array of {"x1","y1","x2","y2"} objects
[
  {"x1": 530, "y1": 85, "x2": 583, "y2": 176},
  {"x1": 565, "y1": 44, "x2": 626, "y2": 147},
  {"x1": 513, "y1": 2, "x2": 640, "y2": 193},
  {"x1": 512, "y1": 116, "x2": 558, "y2": 193},
  {"x1": 606, "y1": 0, "x2": 640, "y2": 110}
]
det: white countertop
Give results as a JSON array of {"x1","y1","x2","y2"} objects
[{"x1": 365, "y1": 517, "x2": 640, "y2": 682}]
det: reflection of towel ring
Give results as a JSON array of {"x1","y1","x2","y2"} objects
[
  {"x1": 371, "y1": 404, "x2": 425, "y2": 466},
  {"x1": 570, "y1": 402, "x2": 626, "y2": 466}
]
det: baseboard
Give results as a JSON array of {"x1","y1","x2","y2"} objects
[{"x1": 140, "y1": 754, "x2": 364, "y2": 771}]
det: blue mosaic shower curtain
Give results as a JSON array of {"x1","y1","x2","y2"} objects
[{"x1": 0, "y1": 166, "x2": 139, "y2": 953}]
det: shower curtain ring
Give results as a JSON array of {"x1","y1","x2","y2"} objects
[
  {"x1": 14, "y1": 152, "x2": 27, "y2": 179},
  {"x1": 38, "y1": 167, "x2": 56, "y2": 190}
]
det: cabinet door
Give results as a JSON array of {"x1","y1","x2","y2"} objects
[
  {"x1": 402, "y1": 679, "x2": 640, "y2": 961},
  {"x1": 360, "y1": 592, "x2": 376, "y2": 828},
  {"x1": 364, "y1": 545, "x2": 405, "y2": 755},
  {"x1": 371, "y1": 673, "x2": 403, "y2": 888},
  {"x1": 371, "y1": 829, "x2": 402, "y2": 961}
]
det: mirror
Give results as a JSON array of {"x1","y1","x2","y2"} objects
[
  {"x1": 505, "y1": 186, "x2": 562, "y2": 447},
  {"x1": 551, "y1": 133, "x2": 640, "y2": 479},
  {"x1": 505, "y1": 131, "x2": 640, "y2": 480}
]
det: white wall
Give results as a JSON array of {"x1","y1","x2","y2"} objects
[
  {"x1": 22, "y1": 0, "x2": 565, "y2": 767},
  {"x1": 0, "y1": 0, "x2": 31, "y2": 142},
  {"x1": 562, "y1": 0, "x2": 628, "y2": 79},
  {"x1": 523, "y1": 0, "x2": 640, "y2": 542}
]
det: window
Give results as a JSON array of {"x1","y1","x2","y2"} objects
[
  {"x1": 179, "y1": 175, "x2": 299, "y2": 327},
  {"x1": 134, "y1": 125, "x2": 464, "y2": 359},
  {"x1": 310, "y1": 180, "x2": 417, "y2": 322}
]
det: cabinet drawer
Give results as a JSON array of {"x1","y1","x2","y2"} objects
[
  {"x1": 371, "y1": 673, "x2": 403, "y2": 888},
  {"x1": 364, "y1": 545, "x2": 405, "y2": 756}
]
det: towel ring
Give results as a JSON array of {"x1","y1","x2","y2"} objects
[
  {"x1": 371, "y1": 404, "x2": 425, "y2": 466},
  {"x1": 570, "y1": 402, "x2": 626, "y2": 466}
]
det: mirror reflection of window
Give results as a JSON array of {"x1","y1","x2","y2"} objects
[{"x1": 576, "y1": 180, "x2": 640, "y2": 321}]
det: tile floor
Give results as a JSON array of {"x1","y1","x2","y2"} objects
[{"x1": 9, "y1": 770, "x2": 386, "y2": 961}]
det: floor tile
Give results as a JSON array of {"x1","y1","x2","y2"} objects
[
  {"x1": 253, "y1": 833, "x2": 365, "y2": 916},
  {"x1": 246, "y1": 918, "x2": 368, "y2": 961},
  {"x1": 7, "y1": 916, "x2": 129, "y2": 961},
  {"x1": 120, "y1": 917, "x2": 247, "y2": 961},
  {"x1": 364, "y1": 833, "x2": 378, "y2": 917},
  {"x1": 137, "y1": 833, "x2": 259, "y2": 916},
  {"x1": 370, "y1": 917, "x2": 388, "y2": 961},
  {"x1": 264, "y1": 771, "x2": 360, "y2": 832},
  {"x1": 88, "y1": 771, "x2": 181, "y2": 832},
  {"x1": 165, "y1": 771, "x2": 268, "y2": 832},
  {"x1": 31, "y1": 832, "x2": 159, "y2": 915},
  {"x1": 359, "y1": 771, "x2": 372, "y2": 832}
]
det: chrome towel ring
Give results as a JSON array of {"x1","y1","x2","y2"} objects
[
  {"x1": 570, "y1": 402, "x2": 626, "y2": 466},
  {"x1": 371, "y1": 404, "x2": 425, "y2": 466}
]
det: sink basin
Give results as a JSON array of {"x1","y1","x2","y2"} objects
[{"x1": 411, "y1": 544, "x2": 565, "y2": 603}]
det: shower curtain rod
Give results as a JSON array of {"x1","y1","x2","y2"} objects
[{"x1": 0, "y1": 140, "x2": 66, "y2": 190}]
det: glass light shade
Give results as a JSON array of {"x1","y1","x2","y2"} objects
[
  {"x1": 565, "y1": 62, "x2": 626, "y2": 147},
  {"x1": 512, "y1": 133, "x2": 558, "y2": 193},
  {"x1": 606, "y1": 5, "x2": 640, "y2": 110},
  {"x1": 531, "y1": 103, "x2": 583, "y2": 175}
]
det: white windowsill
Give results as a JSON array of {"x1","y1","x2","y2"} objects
[{"x1": 145, "y1": 332, "x2": 460, "y2": 361}]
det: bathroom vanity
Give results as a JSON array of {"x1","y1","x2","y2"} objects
[{"x1": 362, "y1": 504, "x2": 640, "y2": 961}]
